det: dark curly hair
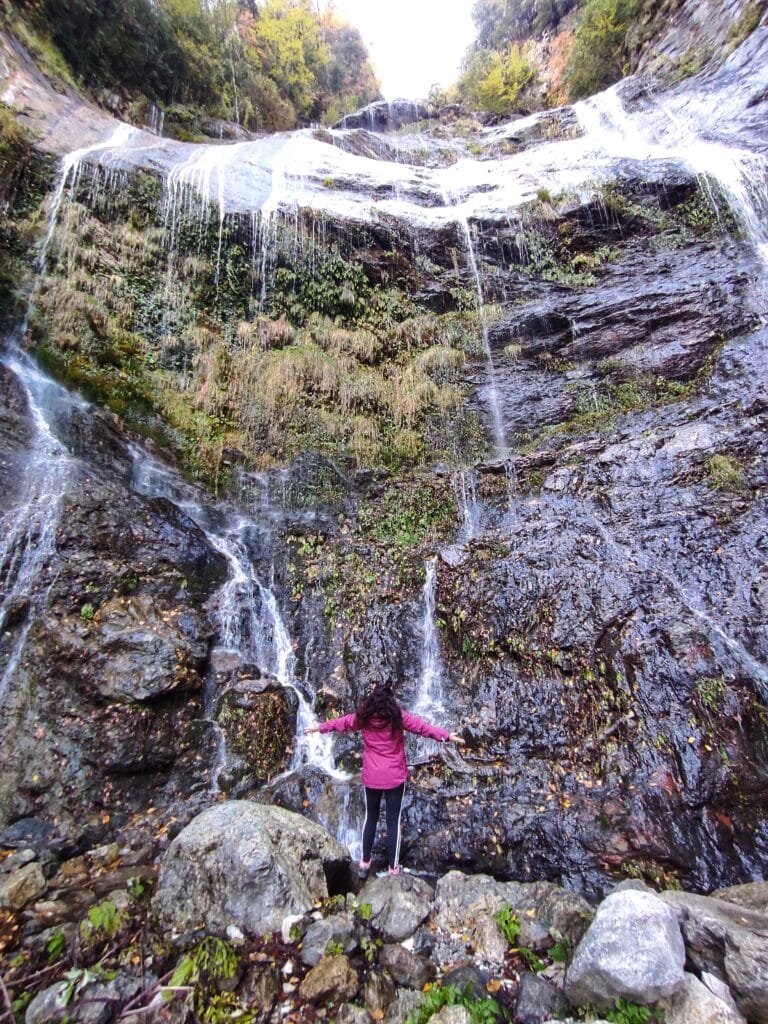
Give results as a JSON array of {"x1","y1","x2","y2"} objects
[{"x1": 354, "y1": 683, "x2": 403, "y2": 732}]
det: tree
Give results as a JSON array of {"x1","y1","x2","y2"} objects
[{"x1": 565, "y1": 0, "x2": 643, "y2": 98}]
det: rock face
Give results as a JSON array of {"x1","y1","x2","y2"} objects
[
  {"x1": 565, "y1": 890, "x2": 686, "y2": 1007},
  {"x1": 152, "y1": 802, "x2": 351, "y2": 935},
  {"x1": 661, "y1": 890, "x2": 768, "y2": 1024}
]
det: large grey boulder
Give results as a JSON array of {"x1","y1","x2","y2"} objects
[
  {"x1": 152, "y1": 802, "x2": 350, "y2": 936},
  {"x1": 359, "y1": 874, "x2": 434, "y2": 942},
  {"x1": 432, "y1": 871, "x2": 591, "y2": 962},
  {"x1": 663, "y1": 973, "x2": 746, "y2": 1024},
  {"x1": 661, "y1": 890, "x2": 768, "y2": 1024},
  {"x1": 565, "y1": 890, "x2": 686, "y2": 1008}
]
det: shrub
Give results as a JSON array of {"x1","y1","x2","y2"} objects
[{"x1": 565, "y1": 0, "x2": 644, "y2": 99}]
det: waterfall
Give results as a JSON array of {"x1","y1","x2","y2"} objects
[
  {"x1": 455, "y1": 469, "x2": 481, "y2": 543},
  {"x1": 575, "y1": 85, "x2": 768, "y2": 284},
  {"x1": 130, "y1": 451, "x2": 344, "y2": 785},
  {"x1": 0, "y1": 343, "x2": 80, "y2": 700}
]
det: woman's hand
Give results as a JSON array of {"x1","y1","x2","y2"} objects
[
  {"x1": 304, "y1": 724, "x2": 321, "y2": 735},
  {"x1": 448, "y1": 732, "x2": 465, "y2": 745}
]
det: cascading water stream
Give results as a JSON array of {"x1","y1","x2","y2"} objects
[
  {"x1": 129, "y1": 451, "x2": 344, "y2": 785},
  {"x1": 410, "y1": 558, "x2": 448, "y2": 761},
  {"x1": 0, "y1": 343, "x2": 81, "y2": 700},
  {"x1": 575, "y1": 86, "x2": 768, "y2": 285}
]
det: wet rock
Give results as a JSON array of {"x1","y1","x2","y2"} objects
[
  {"x1": 299, "y1": 954, "x2": 359, "y2": 1002},
  {"x1": 516, "y1": 973, "x2": 570, "y2": 1024},
  {"x1": 335, "y1": 100, "x2": 434, "y2": 132},
  {"x1": 442, "y1": 964, "x2": 488, "y2": 1001},
  {"x1": 379, "y1": 943, "x2": 436, "y2": 988},
  {"x1": 153, "y1": 802, "x2": 350, "y2": 936},
  {"x1": 363, "y1": 970, "x2": 395, "y2": 1015},
  {"x1": 565, "y1": 890, "x2": 686, "y2": 1008},
  {"x1": 300, "y1": 913, "x2": 358, "y2": 966},
  {"x1": 663, "y1": 973, "x2": 747, "y2": 1024},
  {"x1": 0, "y1": 861, "x2": 46, "y2": 909},
  {"x1": 661, "y1": 890, "x2": 768, "y2": 1024},
  {"x1": 68, "y1": 593, "x2": 209, "y2": 703},
  {"x1": 215, "y1": 682, "x2": 297, "y2": 794},
  {"x1": 359, "y1": 874, "x2": 434, "y2": 942}
]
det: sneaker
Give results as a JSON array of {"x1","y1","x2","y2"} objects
[
  {"x1": 388, "y1": 865, "x2": 402, "y2": 876},
  {"x1": 358, "y1": 859, "x2": 372, "y2": 871}
]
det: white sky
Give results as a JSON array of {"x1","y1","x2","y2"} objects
[{"x1": 329, "y1": 0, "x2": 476, "y2": 100}]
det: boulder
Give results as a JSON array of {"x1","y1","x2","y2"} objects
[
  {"x1": 379, "y1": 943, "x2": 436, "y2": 988},
  {"x1": 712, "y1": 882, "x2": 768, "y2": 915},
  {"x1": 359, "y1": 874, "x2": 434, "y2": 942},
  {"x1": 363, "y1": 970, "x2": 395, "y2": 1015},
  {"x1": 516, "y1": 973, "x2": 570, "y2": 1024},
  {"x1": 565, "y1": 890, "x2": 686, "y2": 1008},
  {"x1": 432, "y1": 871, "x2": 591, "y2": 960},
  {"x1": 300, "y1": 913, "x2": 358, "y2": 966},
  {"x1": 661, "y1": 890, "x2": 768, "y2": 1024},
  {"x1": 663, "y1": 973, "x2": 747, "y2": 1024},
  {"x1": 299, "y1": 954, "x2": 359, "y2": 1003},
  {"x1": 0, "y1": 862, "x2": 46, "y2": 910},
  {"x1": 152, "y1": 802, "x2": 350, "y2": 936}
]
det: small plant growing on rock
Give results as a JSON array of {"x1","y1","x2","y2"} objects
[
  {"x1": 82, "y1": 899, "x2": 123, "y2": 940},
  {"x1": 706, "y1": 453, "x2": 746, "y2": 492},
  {"x1": 80, "y1": 602, "x2": 95, "y2": 620},
  {"x1": 603, "y1": 997, "x2": 656, "y2": 1023},
  {"x1": 406, "y1": 983, "x2": 501, "y2": 1024},
  {"x1": 493, "y1": 904, "x2": 520, "y2": 944}
]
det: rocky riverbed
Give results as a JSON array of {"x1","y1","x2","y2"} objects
[{"x1": 2, "y1": 801, "x2": 768, "y2": 1024}]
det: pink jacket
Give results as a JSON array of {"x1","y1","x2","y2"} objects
[{"x1": 319, "y1": 711, "x2": 450, "y2": 789}]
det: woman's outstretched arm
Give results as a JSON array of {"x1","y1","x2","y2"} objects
[
  {"x1": 402, "y1": 711, "x2": 464, "y2": 744},
  {"x1": 304, "y1": 713, "x2": 358, "y2": 735}
]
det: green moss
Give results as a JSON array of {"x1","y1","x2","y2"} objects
[{"x1": 706, "y1": 453, "x2": 747, "y2": 493}]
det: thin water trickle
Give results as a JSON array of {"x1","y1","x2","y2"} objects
[
  {"x1": 0, "y1": 342, "x2": 82, "y2": 700},
  {"x1": 592, "y1": 516, "x2": 768, "y2": 702},
  {"x1": 129, "y1": 448, "x2": 344, "y2": 785}
]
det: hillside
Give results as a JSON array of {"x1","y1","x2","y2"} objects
[{"x1": 0, "y1": 0, "x2": 380, "y2": 135}]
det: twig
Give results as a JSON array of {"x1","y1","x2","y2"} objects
[
  {"x1": 4, "y1": 962, "x2": 62, "y2": 988},
  {"x1": 116, "y1": 970, "x2": 175, "y2": 1020},
  {"x1": 0, "y1": 972, "x2": 14, "y2": 1022},
  {"x1": 120, "y1": 986, "x2": 193, "y2": 1017}
]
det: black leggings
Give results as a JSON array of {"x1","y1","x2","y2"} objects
[{"x1": 362, "y1": 783, "x2": 405, "y2": 868}]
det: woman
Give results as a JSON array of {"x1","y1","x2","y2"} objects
[{"x1": 305, "y1": 684, "x2": 464, "y2": 875}]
